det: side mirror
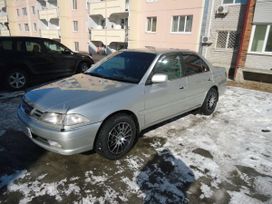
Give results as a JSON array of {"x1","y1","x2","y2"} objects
[
  {"x1": 63, "y1": 49, "x2": 72, "y2": 55},
  {"x1": 151, "y1": 74, "x2": 168, "y2": 83}
]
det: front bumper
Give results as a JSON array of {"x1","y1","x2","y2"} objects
[{"x1": 17, "y1": 105, "x2": 101, "y2": 155}]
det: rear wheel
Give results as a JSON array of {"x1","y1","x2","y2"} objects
[
  {"x1": 95, "y1": 113, "x2": 137, "y2": 160},
  {"x1": 77, "y1": 61, "x2": 90, "y2": 73},
  {"x1": 5, "y1": 69, "x2": 28, "y2": 90},
  {"x1": 200, "y1": 88, "x2": 218, "y2": 115}
]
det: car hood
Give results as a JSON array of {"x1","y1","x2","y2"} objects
[{"x1": 24, "y1": 74, "x2": 134, "y2": 112}]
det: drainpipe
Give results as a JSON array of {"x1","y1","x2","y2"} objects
[{"x1": 234, "y1": 0, "x2": 253, "y2": 79}]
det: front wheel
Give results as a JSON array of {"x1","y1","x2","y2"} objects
[
  {"x1": 95, "y1": 113, "x2": 137, "y2": 160},
  {"x1": 200, "y1": 88, "x2": 218, "y2": 115}
]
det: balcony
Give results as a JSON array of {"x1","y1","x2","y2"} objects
[
  {"x1": 89, "y1": 0, "x2": 128, "y2": 18},
  {"x1": 0, "y1": 30, "x2": 9, "y2": 36},
  {"x1": 91, "y1": 29, "x2": 126, "y2": 45},
  {"x1": 39, "y1": 8, "x2": 58, "y2": 20},
  {"x1": 0, "y1": 0, "x2": 6, "y2": 8},
  {"x1": 40, "y1": 29, "x2": 60, "y2": 39},
  {"x1": 0, "y1": 15, "x2": 7, "y2": 23}
]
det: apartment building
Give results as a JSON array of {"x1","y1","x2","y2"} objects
[
  {"x1": 200, "y1": 0, "x2": 248, "y2": 76},
  {"x1": 129, "y1": 0, "x2": 205, "y2": 52},
  {"x1": 0, "y1": 0, "x2": 9, "y2": 36},
  {"x1": 88, "y1": 0, "x2": 129, "y2": 54}
]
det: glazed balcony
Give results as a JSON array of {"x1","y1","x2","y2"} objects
[
  {"x1": 40, "y1": 29, "x2": 60, "y2": 39},
  {"x1": 0, "y1": 15, "x2": 8, "y2": 23},
  {"x1": 39, "y1": 8, "x2": 58, "y2": 20},
  {"x1": 89, "y1": 0, "x2": 128, "y2": 18},
  {"x1": 0, "y1": 0, "x2": 6, "y2": 8},
  {"x1": 91, "y1": 29, "x2": 126, "y2": 45}
]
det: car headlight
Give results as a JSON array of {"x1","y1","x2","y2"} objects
[
  {"x1": 41, "y1": 113, "x2": 89, "y2": 126},
  {"x1": 41, "y1": 112, "x2": 64, "y2": 125},
  {"x1": 64, "y1": 114, "x2": 89, "y2": 126}
]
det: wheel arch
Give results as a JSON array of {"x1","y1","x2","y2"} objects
[{"x1": 94, "y1": 110, "x2": 140, "y2": 147}]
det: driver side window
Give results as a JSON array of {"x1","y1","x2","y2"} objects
[{"x1": 153, "y1": 54, "x2": 182, "y2": 81}]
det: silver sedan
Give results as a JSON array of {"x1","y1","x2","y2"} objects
[{"x1": 17, "y1": 49, "x2": 226, "y2": 160}]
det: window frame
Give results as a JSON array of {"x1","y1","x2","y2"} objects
[
  {"x1": 248, "y1": 24, "x2": 272, "y2": 55},
  {"x1": 222, "y1": 0, "x2": 247, "y2": 5},
  {"x1": 16, "y1": 9, "x2": 20, "y2": 16},
  {"x1": 182, "y1": 53, "x2": 210, "y2": 77},
  {"x1": 72, "y1": 0, "x2": 78, "y2": 10},
  {"x1": 73, "y1": 20, "x2": 79, "y2": 32},
  {"x1": 170, "y1": 15, "x2": 193, "y2": 34},
  {"x1": 24, "y1": 23, "x2": 29, "y2": 32},
  {"x1": 32, "y1": 6, "x2": 36, "y2": 15},
  {"x1": 146, "y1": 16, "x2": 157, "y2": 33},
  {"x1": 215, "y1": 30, "x2": 239, "y2": 50},
  {"x1": 22, "y1": 7, "x2": 27, "y2": 16},
  {"x1": 74, "y1": 41, "x2": 79, "y2": 52}
]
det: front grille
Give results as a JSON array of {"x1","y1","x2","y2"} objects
[
  {"x1": 22, "y1": 100, "x2": 33, "y2": 115},
  {"x1": 22, "y1": 100, "x2": 44, "y2": 119}
]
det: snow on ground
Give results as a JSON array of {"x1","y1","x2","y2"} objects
[{"x1": 0, "y1": 86, "x2": 272, "y2": 203}]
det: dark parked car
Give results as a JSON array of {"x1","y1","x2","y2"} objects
[{"x1": 0, "y1": 36, "x2": 94, "y2": 90}]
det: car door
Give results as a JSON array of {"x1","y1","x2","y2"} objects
[
  {"x1": 183, "y1": 53, "x2": 213, "y2": 106},
  {"x1": 144, "y1": 53, "x2": 190, "y2": 127},
  {"x1": 16, "y1": 39, "x2": 55, "y2": 74},
  {"x1": 42, "y1": 40, "x2": 77, "y2": 73}
]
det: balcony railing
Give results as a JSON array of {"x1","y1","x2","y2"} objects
[
  {"x1": 91, "y1": 29, "x2": 126, "y2": 45},
  {"x1": 0, "y1": 30, "x2": 9, "y2": 36},
  {"x1": 89, "y1": 0, "x2": 128, "y2": 18},
  {"x1": 40, "y1": 29, "x2": 60, "y2": 39},
  {"x1": 0, "y1": 0, "x2": 6, "y2": 8},
  {"x1": 39, "y1": 8, "x2": 58, "y2": 20},
  {"x1": 0, "y1": 15, "x2": 8, "y2": 23}
]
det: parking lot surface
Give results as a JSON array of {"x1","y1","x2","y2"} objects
[{"x1": 0, "y1": 86, "x2": 271, "y2": 204}]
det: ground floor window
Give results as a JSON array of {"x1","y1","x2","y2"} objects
[
  {"x1": 250, "y1": 24, "x2": 272, "y2": 53},
  {"x1": 216, "y1": 30, "x2": 239, "y2": 49}
]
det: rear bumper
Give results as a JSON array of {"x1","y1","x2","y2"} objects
[{"x1": 17, "y1": 105, "x2": 101, "y2": 155}]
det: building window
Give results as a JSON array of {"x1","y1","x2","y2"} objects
[
  {"x1": 73, "y1": 21, "x2": 78, "y2": 31},
  {"x1": 147, "y1": 17, "x2": 157, "y2": 32},
  {"x1": 72, "y1": 0, "x2": 77, "y2": 9},
  {"x1": 222, "y1": 0, "x2": 247, "y2": 4},
  {"x1": 74, "y1": 41, "x2": 79, "y2": 51},
  {"x1": 16, "y1": 9, "x2": 20, "y2": 16},
  {"x1": 216, "y1": 31, "x2": 239, "y2": 49},
  {"x1": 33, "y1": 23, "x2": 37, "y2": 32},
  {"x1": 32, "y1": 6, "x2": 36, "y2": 14},
  {"x1": 18, "y1": 24, "x2": 22, "y2": 31},
  {"x1": 22, "y1": 7, "x2": 27, "y2": 16},
  {"x1": 250, "y1": 25, "x2": 272, "y2": 53},
  {"x1": 171, "y1": 15, "x2": 193, "y2": 33},
  {"x1": 24, "y1": 23, "x2": 29, "y2": 32}
]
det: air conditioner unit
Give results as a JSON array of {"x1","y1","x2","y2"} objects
[
  {"x1": 216, "y1": 5, "x2": 228, "y2": 15},
  {"x1": 201, "y1": 36, "x2": 211, "y2": 44}
]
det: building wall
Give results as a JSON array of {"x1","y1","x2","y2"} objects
[
  {"x1": 59, "y1": 0, "x2": 89, "y2": 52},
  {"x1": 244, "y1": 0, "x2": 272, "y2": 71},
  {"x1": 128, "y1": 0, "x2": 204, "y2": 52},
  {"x1": 203, "y1": 0, "x2": 247, "y2": 73}
]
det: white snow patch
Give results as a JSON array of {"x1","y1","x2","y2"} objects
[
  {"x1": 229, "y1": 191, "x2": 263, "y2": 204},
  {"x1": 200, "y1": 183, "x2": 213, "y2": 199}
]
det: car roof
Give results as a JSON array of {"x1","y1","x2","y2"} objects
[
  {"x1": 122, "y1": 47, "x2": 197, "y2": 56},
  {"x1": 0, "y1": 36, "x2": 52, "y2": 41}
]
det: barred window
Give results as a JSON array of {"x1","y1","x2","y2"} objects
[{"x1": 216, "y1": 31, "x2": 239, "y2": 49}]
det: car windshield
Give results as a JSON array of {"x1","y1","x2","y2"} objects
[{"x1": 87, "y1": 51, "x2": 156, "y2": 83}]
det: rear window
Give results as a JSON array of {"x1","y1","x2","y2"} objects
[{"x1": 0, "y1": 40, "x2": 13, "y2": 51}]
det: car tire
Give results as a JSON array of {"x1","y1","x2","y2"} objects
[
  {"x1": 77, "y1": 61, "x2": 90, "y2": 73},
  {"x1": 95, "y1": 113, "x2": 137, "y2": 160},
  {"x1": 200, "y1": 88, "x2": 218, "y2": 115},
  {"x1": 5, "y1": 69, "x2": 28, "y2": 90}
]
